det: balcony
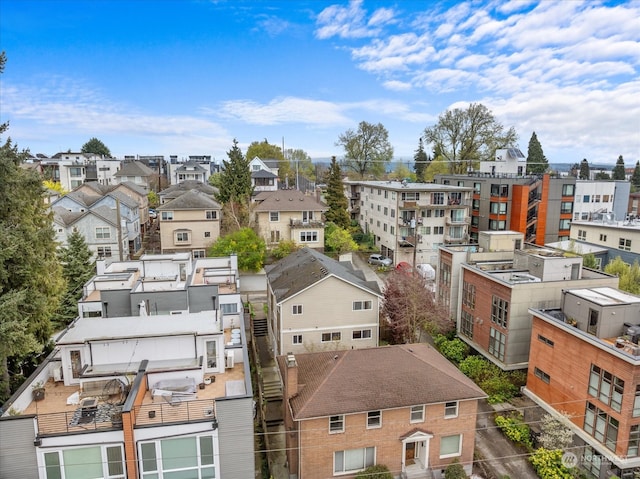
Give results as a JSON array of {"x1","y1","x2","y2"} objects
[
  {"x1": 289, "y1": 219, "x2": 325, "y2": 228},
  {"x1": 446, "y1": 216, "x2": 471, "y2": 225},
  {"x1": 444, "y1": 234, "x2": 467, "y2": 244}
]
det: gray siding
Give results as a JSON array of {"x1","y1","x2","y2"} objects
[
  {"x1": 129, "y1": 290, "x2": 188, "y2": 315},
  {"x1": 187, "y1": 285, "x2": 219, "y2": 313},
  {"x1": 216, "y1": 397, "x2": 256, "y2": 478},
  {"x1": 0, "y1": 417, "x2": 38, "y2": 479}
]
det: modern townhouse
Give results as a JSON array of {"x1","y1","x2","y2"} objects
[
  {"x1": 574, "y1": 180, "x2": 631, "y2": 222},
  {"x1": 265, "y1": 248, "x2": 382, "y2": 356},
  {"x1": 525, "y1": 287, "x2": 640, "y2": 479},
  {"x1": 253, "y1": 189, "x2": 328, "y2": 248},
  {"x1": 277, "y1": 344, "x2": 487, "y2": 479},
  {"x1": 570, "y1": 219, "x2": 640, "y2": 266},
  {"x1": 167, "y1": 159, "x2": 210, "y2": 185},
  {"x1": 446, "y1": 243, "x2": 619, "y2": 370},
  {"x1": 0, "y1": 308, "x2": 255, "y2": 479},
  {"x1": 345, "y1": 180, "x2": 473, "y2": 267},
  {"x1": 113, "y1": 161, "x2": 156, "y2": 192}
]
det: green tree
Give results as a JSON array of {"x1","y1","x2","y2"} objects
[
  {"x1": 336, "y1": 121, "x2": 393, "y2": 178},
  {"x1": 147, "y1": 191, "x2": 159, "y2": 208},
  {"x1": 81, "y1": 137, "x2": 111, "y2": 157},
  {"x1": 423, "y1": 155, "x2": 450, "y2": 182},
  {"x1": 271, "y1": 239, "x2": 300, "y2": 260},
  {"x1": 0, "y1": 144, "x2": 65, "y2": 400},
  {"x1": 53, "y1": 228, "x2": 95, "y2": 329},
  {"x1": 246, "y1": 139, "x2": 293, "y2": 186},
  {"x1": 579, "y1": 159, "x2": 590, "y2": 179},
  {"x1": 355, "y1": 464, "x2": 394, "y2": 479},
  {"x1": 413, "y1": 138, "x2": 430, "y2": 182},
  {"x1": 526, "y1": 131, "x2": 548, "y2": 174},
  {"x1": 207, "y1": 228, "x2": 265, "y2": 272},
  {"x1": 285, "y1": 148, "x2": 315, "y2": 183},
  {"x1": 216, "y1": 139, "x2": 253, "y2": 204},
  {"x1": 389, "y1": 162, "x2": 413, "y2": 181},
  {"x1": 594, "y1": 171, "x2": 610, "y2": 180},
  {"x1": 582, "y1": 253, "x2": 598, "y2": 269},
  {"x1": 631, "y1": 161, "x2": 640, "y2": 189},
  {"x1": 325, "y1": 224, "x2": 358, "y2": 255},
  {"x1": 324, "y1": 157, "x2": 350, "y2": 229},
  {"x1": 604, "y1": 257, "x2": 640, "y2": 294},
  {"x1": 444, "y1": 459, "x2": 468, "y2": 479},
  {"x1": 529, "y1": 448, "x2": 576, "y2": 479},
  {"x1": 612, "y1": 155, "x2": 626, "y2": 180},
  {"x1": 423, "y1": 103, "x2": 518, "y2": 174}
]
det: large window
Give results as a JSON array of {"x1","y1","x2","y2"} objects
[
  {"x1": 491, "y1": 296, "x2": 509, "y2": 328},
  {"x1": 95, "y1": 226, "x2": 111, "y2": 239},
  {"x1": 588, "y1": 364, "x2": 624, "y2": 412},
  {"x1": 634, "y1": 385, "x2": 640, "y2": 417},
  {"x1": 560, "y1": 202, "x2": 573, "y2": 214},
  {"x1": 206, "y1": 340, "x2": 217, "y2": 369},
  {"x1": 175, "y1": 231, "x2": 190, "y2": 243},
  {"x1": 462, "y1": 282, "x2": 475, "y2": 308},
  {"x1": 352, "y1": 300, "x2": 372, "y2": 311},
  {"x1": 619, "y1": 238, "x2": 632, "y2": 251},
  {"x1": 292, "y1": 334, "x2": 302, "y2": 345},
  {"x1": 352, "y1": 329, "x2": 372, "y2": 340},
  {"x1": 329, "y1": 415, "x2": 344, "y2": 433},
  {"x1": 444, "y1": 401, "x2": 458, "y2": 418},
  {"x1": 629, "y1": 425, "x2": 640, "y2": 457},
  {"x1": 410, "y1": 405, "x2": 425, "y2": 423},
  {"x1": 161, "y1": 211, "x2": 174, "y2": 221},
  {"x1": 577, "y1": 229, "x2": 587, "y2": 240},
  {"x1": 140, "y1": 435, "x2": 215, "y2": 479},
  {"x1": 205, "y1": 210, "x2": 217, "y2": 220},
  {"x1": 439, "y1": 434, "x2": 462, "y2": 458},
  {"x1": 489, "y1": 219, "x2": 506, "y2": 230},
  {"x1": 562, "y1": 184, "x2": 575, "y2": 196},
  {"x1": 489, "y1": 328, "x2": 506, "y2": 361},
  {"x1": 334, "y1": 447, "x2": 375, "y2": 474},
  {"x1": 584, "y1": 402, "x2": 618, "y2": 451},
  {"x1": 44, "y1": 445, "x2": 125, "y2": 479},
  {"x1": 220, "y1": 303, "x2": 238, "y2": 315},
  {"x1": 322, "y1": 332, "x2": 341, "y2": 342},
  {"x1": 97, "y1": 246, "x2": 112, "y2": 258},
  {"x1": 460, "y1": 311, "x2": 474, "y2": 339},
  {"x1": 269, "y1": 211, "x2": 279, "y2": 222},
  {"x1": 299, "y1": 231, "x2": 318, "y2": 243},
  {"x1": 559, "y1": 219, "x2": 571, "y2": 230},
  {"x1": 490, "y1": 202, "x2": 507, "y2": 214},
  {"x1": 490, "y1": 184, "x2": 509, "y2": 197}
]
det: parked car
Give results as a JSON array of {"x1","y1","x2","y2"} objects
[
  {"x1": 368, "y1": 254, "x2": 393, "y2": 266},
  {"x1": 149, "y1": 209, "x2": 157, "y2": 219}
]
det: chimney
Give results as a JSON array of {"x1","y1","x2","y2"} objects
[{"x1": 286, "y1": 353, "x2": 298, "y2": 397}]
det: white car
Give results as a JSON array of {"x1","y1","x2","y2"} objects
[{"x1": 368, "y1": 254, "x2": 393, "y2": 267}]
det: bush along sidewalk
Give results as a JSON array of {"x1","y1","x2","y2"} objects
[{"x1": 494, "y1": 411, "x2": 532, "y2": 450}]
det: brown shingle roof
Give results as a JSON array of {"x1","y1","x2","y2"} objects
[
  {"x1": 254, "y1": 189, "x2": 327, "y2": 212},
  {"x1": 277, "y1": 344, "x2": 486, "y2": 420}
]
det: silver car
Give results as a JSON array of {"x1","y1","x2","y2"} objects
[{"x1": 368, "y1": 254, "x2": 393, "y2": 266}]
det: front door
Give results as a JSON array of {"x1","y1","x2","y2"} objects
[
  {"x1": 405, "y1": 442, "x2": 416, "y2": 462},
  {"x1": 70, "y1": 350, "x2": 82, "y2": 378}
]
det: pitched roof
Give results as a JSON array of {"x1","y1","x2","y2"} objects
[
  {"x1": 251, "y1": 169, "x2": 277, "y2": 179},
  {"x1": 114, "y1": 181, "x2": 148, "y2": 197},
  {"x1": 105, "y1": 190, "x2": 139, "y2": 209},
  {"x1": 64, "y1": 190, "x2": 102, "y2": 207},
  {"x1": 157, "y1": 189, "x2": 221, "y2": 210},
  {"x1": 52, "y1": 206, "x2": 85, "y2": 226},
  {"x1": 114, "y1": 160, "x2": 155, "y2": 177},
  {"x1": 89, "y1": 205, "x2": 118, "y2": 225},
  {"x1": 175, "y1": 160, "x2": 207, "y2": 172},
  {"x1": 265, "y1": 248, "x2": 380, "y2": 302},
  {"x1": 277, "y1": 344, "x2": 487, "y2": 419},
  {"x1": 254, "y1": 189, "x2": 327, "y2": 212},
  {"x1": 159, "y1": 181, "x2": 218, "y2": 199}
]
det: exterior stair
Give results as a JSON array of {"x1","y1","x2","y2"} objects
[{"x1": 253, "y1": 318, "x2": 268, "y2": 337}]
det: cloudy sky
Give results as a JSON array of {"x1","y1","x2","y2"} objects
[{"x1": 1, "y1": 0, "x2": 638, "y2": 165}]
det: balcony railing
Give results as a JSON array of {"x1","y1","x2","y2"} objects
[
  {"x1": 134, "y1": 398, "x2": 216, "y2": 427},
  {"x1": 445, "y1": 235, "x2": 467, "y2": 243},
  {"x1": 37, "y1": 405, "x2": 124, "y2": 436},
  {"x1": 446, "y1": 217, "x2": 471, "y2": 225},
  {"x1": 289, "y1": 219, "x2": 325, "y2": 228}
]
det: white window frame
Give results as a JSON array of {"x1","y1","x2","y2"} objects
[
  {"x1": 299, "y1": 231, "x2": 318, "y2": 243},
  {"x1": 43, "y1": 444, "x2": 125, "y2": 479},
  {"x1": 97, "y1": 246, "x2": 112, "y2": 258},
  {"x1": 206, "y1": 210, "x2": 217, "y2": 220},
  {"x1": 410, "y1": 405, "x2": 425, "y2": 423},
  {"x1": 352, "y1": 300, "x2": 372, "y2": 311},
  {"x1": 444, "y1": 401, "x2": 459, "y2": 418},
  {"x1": 333, "y1": 447, "x2": 375, "y2": 474},
  {"x1": 269, "y1": 211, "x2": 279, "y2": 222},
  {"x1": 161, "y1": 211, "x2": 174, "y2": 220},
  {"x1": 139, "y1": 434, "x2": 216, "y2": 479},
  {"x1": 329, "y1": 415, "x2": 344, "y2": 434},
  {"x1": 367, "y1": 410, "x2": 382, "y2": 429},
  {"x1": 352, "y1": 329, "x2": 372, "y2": 340},
  {"x1": 292, "y1": 334, "x2": 302, "y2": 345},
  {"x1": 175, "y1": 231, "x2": 190, "y2": 243},
  {"x1": 322, "y1": 331, "x2": 341, "y2": 342},
  {"x1": 95, "y1": 226, "x2": 111, "y2": 239},
  {"x1": 439, "y1": 434, "x2": 462, "y2": 458},
  {"x1": 292, "y1": 304, "x2": 303, "y2": 315}
]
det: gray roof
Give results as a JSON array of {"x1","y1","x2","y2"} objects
[
  {"x1": 89, "y1": 205, "x2": 119, "y2": 226},
  {"x1": 277, "y1": 344, "x2": 486, "y2": 419},
  {"x1": 159, "y1": 181, "x2": 218, "y2": 199},
  {"x1": 252, "y1": 169, "x2": 277, "y2": 179},
  {"x1": 254, "y1": 189, "x2": 327, "y2": 212},
  {"x1": 265, "y1": 248, "x2": 381, "y2": 303},
  {"x1": 157, "y1": 189, "x2": 221, "y2": 210},
  {"x1": 106, "y1": 190, "x2": 139, "y2": 209},
  {"x1": 176, "y1": 161, "x2": 207, "y2": 172},
  {"x1": 53, "y1": 206, "x2": 84, "y2": 226},
  {"x1": 115, "y1": 181, "x2": 148, "y2": 197},
  {"x1": 114, "y1": 160, "x2": 155, "y2": 177},
  {"x1": 65, "y1": 190, "x2": 102, "y2": 207}
]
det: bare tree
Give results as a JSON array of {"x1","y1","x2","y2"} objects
[{"x1": 336, "y1": 121, "x2": 393, "y2": 178}]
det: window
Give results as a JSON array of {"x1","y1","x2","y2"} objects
[
  {"x1": 490, "y1": 202, "x2": 507, "y2": 214},
  {"x1": 206, "y1": 210, "x2": 217, "y2": 220},
  {"x1": 444, "y1": 401, "x2": 458, "y2": 418},
  {"x1": 489, "y1": 219, "x2": 506, "y2": 231},
  {"x1": 161, "y1": 211, "x2": 174, "y2": 220},
  {"x1": 434, "y1": 226, "x2": 444, "y2": 235},
  {"x1": 270, "y1": 230, "x2": 280, "y2": 242},
  {"x1": 584, "y1": 402, "x2": 619, "y2": 451},
  {"x1": 559, "y1": 219, "x2": 571, "y2": 230},
  {"x1": 292, "y1": 334, "x2": 302, "y2": 345},
  {"x1": 97, "y1": 246, "x2": 112, "y2": 258},
  {"x1": 472, "y1": 199, "x2": 480, "y2": 211},
  {"x1": 587, "y1": 309, "x2": 599, "y2": 335},
  {"x1": 619, "y1": 238, "x2": 632, "y2": 251},
  {"x1": 534, "y1": 367, "x2": 550, "y2": 384},
  {"x1": 292, "y1": 304, "x2": 303, "y2": 315},
  {"x1": 537, "y1": 334, "x2": 554, "y2": 347},
  {"x1": 560, "y1": 202, "x2": 573, "y2": 214},
  {"x1": 629, "y1": 425, "x2": 640, "y2": 457},
  {"x1": 462, "y1": 282, "x2": 475, "y2": 308},
  {"x1": 334, "y1": 447, "x2": 375, "y2": 474},
  {"x1": 490, "y1": 184, "x2": 509, "y2": 197},
  {"x1": 588, "y1": 364, "x2": 624, "y2": 412},
  {"x1": 299, "y1": 231, "x2": 318, "y2": 242},
  {"x1": 367, "y1": 410, "x2": 381, "y2": 428},
  {"x1": 439, "y1": 434, "x2": 462, "y2": 458},
  {"x1": 599, "y1": 234, "x2": 607, "y2": 242},
  {"x1": 583, "y1": 445, "x2": 602, "y2": 476},
  {"x1": 391, "y1": 208, "x2": 395, "y2": 218},
  {"x1": 460, "y1": 311, "x2": 474, "y2": 338},
  {"x1": 489, "y1": 328, "x2": 506, "y2": 361},
  {"x1": 69, "y1": 167, "x2": 84, "y2": 177},
  {"x1": 322, "y1": 332, "x2": 341, "y2": 342},
  {"x1": 203, "y1": 231, "x2": 211, "y2": 239},
  {"x1": 435, "y1": 209, "x2": 445, "y2": 217},
  {"x1": 44, "y1": 445, "x2": 125, "y2": 479},
  {"x1": 206, "y1": 340, "x2": 217, "y2": 368},
  {"x1": 594, "y1": 194, "x2": 601, "y2": 203},
  {"x1": 352, "y1": 329, "x2": 372, "y2": 340},
  {"x1": 634, "y1": 385, "x2": 640, "y2": 417},
  {"x1": 491, "y1": 296, "x2": 509, "y2": 328},
  {"x1": 432, "y1": 192, "x2": 445, "y2": 205},
  {"x1": 175, "y1": 231, "x2": 190, "y2": 243},
  {"x1": 329, "y1": 415, "x2": 344, "y2": 433},
  {"x1": 95, "y1": 226, "x2": 111, "y2": 239},
  {"x1": 401, "y1": 192, "x2": 420, "y2": 201},
  {"x1": 140, "y1": 434, "x2": 215, "y2": 479},
  {"x1": 474, "y1": 182, "x2": 481, "y2": 193},
  {"x1": 562, "y1": 184, "x2": 575, "y2": 196},
  {"x1": 353, "y1": 300, "x2": 372, "y2": 311},
  {"x1": 577, "y1": 229, "x2": 587, "y2": 241},
  {"x1": 583, "y1": 195, "x2": 590, "y2": 203},
  {"x1": 410, "y1": 405, "x2": 425, "y2": 423}
]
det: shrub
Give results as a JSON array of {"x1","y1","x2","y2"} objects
[
  {"x1": 495, "y1": 413, "x2": 532, "y2": 448},
  {"x1": 434, "y1": 334, "x2": 469, "y2": 364},
  {"x1": 529, "y1": 448, "x2": 576, "y2": 479},
  {"x1": 354, "y1": 464, "x2": 393, "y2": 479},
  {"x1": 444, "y1": 458, "x2": 468, "y2": 479},
  {"x1": 458, "y1": 356, "x2": 522, "y2": 404},
  {"x1": 271, "y1": 240, "x2": 300, "y2": 259}
]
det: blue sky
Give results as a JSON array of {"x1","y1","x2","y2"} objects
[{"x1": 1, "y1": 0, "x2": 638, "y2": 165}]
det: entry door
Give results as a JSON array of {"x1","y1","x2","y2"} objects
[
  {"x1": 405, "y1": 442, "x2": 416, "y2": 461},
  {"x1": 70, "y1": 350, "x2": 82, "y2": 378}
]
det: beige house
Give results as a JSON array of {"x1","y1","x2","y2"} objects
[
  {"x1": 157, "y1": 189, "x2": 221, "y2": 258},
  {"x1": 265, "y1": 248, "x2": 382, "y2": 356},
  {"x1": 253, "y1": 189, "x2": 327, "y2": 249}
]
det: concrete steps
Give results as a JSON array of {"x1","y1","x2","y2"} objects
[{"x1": 253, "y1": 318, "x2": 268, "y2": 337}]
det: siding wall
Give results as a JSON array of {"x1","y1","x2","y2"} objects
[
  {"x1": 216, "y1": 397, "x2": 256, "y2": 478},
  {"x1": 0, "y1": 416, "x2": 39, "y2": 478}
]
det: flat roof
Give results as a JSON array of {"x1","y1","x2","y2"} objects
[
  {"x1": 567, "y1": 287, "x2": 640, "y2": 306},
  {"x1": 57, "y1": 311, "x2": 221, "y2": 344},
  {"x1": 347, "y1": 180, "x2": 472, "y2": 191}
]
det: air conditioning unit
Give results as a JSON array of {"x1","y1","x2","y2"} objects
[
  {"x1": 53, "y1": 366, "x2": 63, "y2": 382},
  {"x1": 225, "y1": 350, "x2": 234, "y2": 369}
]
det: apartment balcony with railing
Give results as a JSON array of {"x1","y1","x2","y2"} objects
[{"x1": 289, "y1": 219, "x2": 325, "y2": 228}]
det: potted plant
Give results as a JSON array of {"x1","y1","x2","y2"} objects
[
  {"x1": 32, "y1": 381, "x2": 46, "y2": 402},
  {"x1": 110, "y1": 409, "x2": 123, "y2": 426}
]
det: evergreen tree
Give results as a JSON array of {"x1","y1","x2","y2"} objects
[
  {"x1": 579, "y1": 158, "x2": 590, "y2": 180},
  {"x1": 632, "y1": 161, "x2": 640, "y2": 189},
  {"x1": 526, "y1": 131, "x2": 548, "y2": 174},
  {"x1": 324, "y1": 156, "x2": 350, "y2": 229},
  {"x1": 413, "y1": 138, "x2": 430, "y2": 182},
  {"x1": 81, "y1": 137, "x2": 111, "y2": 157},
  {"x1": 53, "y1": 228, "x2": 95, "y2": 329},
  {"x1": 612, "y1": 155, "x2": 626, "y2": 180},
  {"x1": 215, "y1": 139, "x2": 253, "y2": 204}
]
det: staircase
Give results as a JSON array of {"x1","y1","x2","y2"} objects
[
  {"x1": 404, "y1": 465, "x2": 433, "y2": 479},
  {"x1": 253, "y1": 317, "x2": 268, "y2": 337}
]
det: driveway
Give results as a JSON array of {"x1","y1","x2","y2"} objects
[{"x1": 350, "y1": 252, "x2": 386, "y2": 292}]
